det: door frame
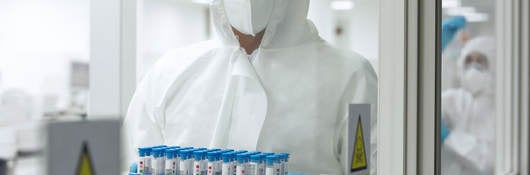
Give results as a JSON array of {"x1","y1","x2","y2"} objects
[
  {"x1": 378, "y1": 0, "x2": 439, "y2": 174},
  {"x1": 379, "y1": 0, "x2": 439, "y2": 174},
  {"x1": 496, "y1": 0, "x2": 530, "y2": 174}
]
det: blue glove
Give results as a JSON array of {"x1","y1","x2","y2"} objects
[
  {"x1": 441, "y1": 16, "x2": 467, "y2": 52},
  {"x1": 129, "y1": 162, "x2": 138, "y2": 174},
  {"x1": 441, "y1": 121, "x2": 451, "y2": 143}
]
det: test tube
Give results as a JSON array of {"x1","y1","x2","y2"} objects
[
  {"x1": 180, "y1": 150, "x2": 193, "y2": 175},
  {"x1": 193, "y1": 150, "x2": 207, "y2": 175},
  {"x1": 207, "y1": 151, "x2": 221, "y2": 175},
  {"x1": 152, "y1": 147, "x2": 167, "y2": 175},
  {"x1": 278, "y1": 153, "x2": 289, "y2": 175},
  {"x1": 165, "y1": 149, "x2": 179, "y2": 175},
  {"x1": 247, "y1": 154, "x2": 262, "y2": 175},
  {"x1": 137, "y1": 147, "x2": 150, "y2": 174},
  {"x1": 221, "y1": 152, "x2": 234, "y2": 175},
  {"x1": 256, "y1": 154, "x2": 267, "y2": 175},
  {"x1": 236, "y1": 153, "x2": 250, "y2": 175},
  {"x1": 265, "y1": 156, "x2": 279, "y2": 175}
]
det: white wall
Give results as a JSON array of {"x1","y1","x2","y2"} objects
[
  {"x1": 308, "y1": 0, "x2": 335, "y2": 44},
  {"x1": 309, "y1": 0, "x2": 379, "y2": 71},
  {"x1": 139, "y1": 0, "x2": 209, "y2": 81},
  {"x1": 348, "y1": 0, "x2": 379, "y2": 62},
  {"x1": 0, "y1": 0, "x2": 89, "y2": 114}
]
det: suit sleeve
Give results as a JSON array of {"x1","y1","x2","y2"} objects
[
  {"x1": 335, "y1": 60, "x2": 378, "y2": 175},
  {"x1": 121, "y1": 70, "x2": 165, "y2": 172}
]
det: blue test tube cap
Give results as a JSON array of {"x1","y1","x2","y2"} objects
[
  {"x1": 174, "y1": 148, "x2": 187, "y2": 157},
  {"x1": 250, "y1": 155, "x2": 262, "y2": 163},
  {"x1": 234, "y1": 150, "x2": 248, "y2": 155},
  {"x1": 236, "y1": 153, "x2": 250, "y2": 164},
  {"x1": 256, "y1": 154, "x2": 268, "y2": 162},
  {"x1": 207, "y1": 151, "x2": 219, "y2": 161},
  {"x1": 193, "y1": 150, "x2": 206, "y2": 160},
  {"x1": 219, "y1": 149, "x2": 234, "y2": 153},
  {"x1": 207, "y1": 148, "x2": 221, "y2": 152},
  {"x1": 138, "y1": 147, "x2": 150, "y2": 157},
  {"x1": 152, "y1": 145, "x2": 167, "y2": 148},
  {"x1": 266, "y1": 155, "x2": 278, "y2": 166},
  {"x1": 261, "y1": 152, "x2": 275, "y2": 156},
  {"x1": 165, "y1": 149, "x2": 177, "y2": 159},
  {"x1": 279, "y1": 153, "x2": 290, "y2": 161},
  {"x1": 179, "y1": 149, "x2": 192, "y2": 160},
  {"x1": 221, "y1": 152, "x2": 234, "y2": 163},
  {"x1": 247, "y1": 151, "x2": 261, "y2": 155},
  {"x1": 152, "y1": 148, "x2": 167, "y2": 158},
  {"x1": 167, "y1": 146, "x2": 180, "y2": 149}
]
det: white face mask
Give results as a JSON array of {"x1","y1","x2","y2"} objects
[
  {"x1": 223, "y1": 0, "x2": 275, "y2": 36},
  {"x1": 462, "y1": 67, "x2": 492, "y2": 95}
]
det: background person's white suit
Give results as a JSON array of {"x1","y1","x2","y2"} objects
[{"x1": 441, "y1": 37, "x2": 496, "y2": 175}]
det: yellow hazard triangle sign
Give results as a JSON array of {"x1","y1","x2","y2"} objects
[
  {"x1": 76, "y1": 142, "x2": 95, "y2": 175},
  {"x1": 351, "y1": 116, "x2": 367, "y2": 171}
]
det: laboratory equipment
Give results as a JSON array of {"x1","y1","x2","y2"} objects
[
  {"x1": 265, "y1": 156, "x2": 279, "y2": 175},
  {"x1": 207, "y1": 151, "x2": 221, "y2": 175},
  {"x1": 153, "y1": 147, "x2": 167, "y2": 175},
  {"x1": 138, "y1": 147, "x2": 152, "y2": 174},
  {"x1": 248, "y1": 154, "x2": 263, "y2": 175},
  {"x1": 278, "y1": 153, "x2": 289, "y2": 175},
  {"x1": 193, "y1": 150, "x2": 207, "y2": 175},
  {"x1": 133, "y1": 145, "x2": 289, "y2": 175},
  {"x1": 236, "y1": 153, "x2": 250, "y2": 175},
  {"x1": 165, "y1": 149, "x2": 179, "y2": 175},
  {"x1": 180, "y1": 149, "x2": 193, "y2": 175},
  {"x1": 221, "y1": 152, "x2": 234, "y2": 175}
]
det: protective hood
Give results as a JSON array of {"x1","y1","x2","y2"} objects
[
  {"x1": 456, "y1": 37, "x2": 496, "y2": 95},
  {"x1": 457, "y1": 37, "x2": 496, "y2": 76},
  {"x1": 210, "y1": 0, "x2": 320, "y2": 49}
]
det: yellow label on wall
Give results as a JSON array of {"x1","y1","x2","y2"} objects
[
  {"x1": 351, "y1": 118, "x2": 367, "y2": 171},
  {"x1": 77, "y1": 143, "x2": 94, "y2": 175}
]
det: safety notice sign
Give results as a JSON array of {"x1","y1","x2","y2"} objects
[
  {"x1": 46, "y1": 119, "x2": 121, "y2": 175},
  {"x1": 348, "y1": 104, "x2": 370, "y2": 175}
]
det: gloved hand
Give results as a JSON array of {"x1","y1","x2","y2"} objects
[
  {"x1": 129, "y1": 162, "x2": 138, "y2": 174},
  {"x1": 441, "y1": 121, "x2": 451, "y2": 143},
  {"x1": 442, "y1": 16, "x2": 467, "y2": 52}
]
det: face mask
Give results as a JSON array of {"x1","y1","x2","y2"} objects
[
  {"x1": 467, "y1": 62, "x2": 486, "y2": 71},
  {"x1": 223, "y1": 0, "x2": 275, "y2": 36},
  {"x1": 462, "y1": 67, "x2": 492, "y2": 95}
]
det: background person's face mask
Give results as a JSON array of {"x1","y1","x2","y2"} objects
[
  {"x1": 462, "y1": 64, "x2": 492, "y2": 95},
  {"x1": 223, "y1": 0, "x2": 275, "y2": 36}
]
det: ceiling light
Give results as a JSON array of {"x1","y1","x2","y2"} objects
[
  {"x1": 442, "y1": 0, "x2": 461, "y2": 8},
  {"x1": 331, "y1": 0, "x2": 355, "y2": 11},
  {"x1": 192, "y1": 0, "x2": 210, "y2": 5},
  {"x1": 463, "y1": 12, "x2": 489, "y2": 22},
  {"x1": 446, "y1": 7, "x2": 476, "y2": 16}
]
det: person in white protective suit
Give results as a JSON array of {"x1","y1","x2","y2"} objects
[
  {"x1": 441, "y1": 37, "x2": 496, "y2": 175},
  {"x1": 123, "y1": 0, "x2": 378, "y2": 174}
]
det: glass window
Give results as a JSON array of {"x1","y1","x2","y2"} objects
[{"x1": 441, "y1": 0, "x2": 496, "y2": 174}]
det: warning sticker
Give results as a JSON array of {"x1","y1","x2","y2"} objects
[
  {"x1": 76, "y1": 142, "x2": 95, "y2": 175},
  {"x1": 351, "y1": 117, "x2": 367, "y2": 171},
  {"x1": 348, "y1": 104, "x2": 370, "y2": 175}
]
